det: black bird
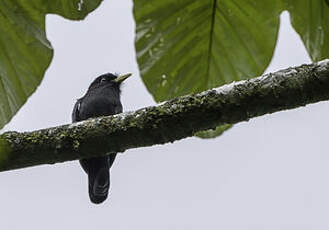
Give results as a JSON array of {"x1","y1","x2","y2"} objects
[{"x1": 72, "y1": 72, "x2": 131, "y2": 204}]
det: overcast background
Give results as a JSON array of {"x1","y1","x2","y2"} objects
[{"x1": 1, "y1": 1, "x2": 329, "y2": 229}]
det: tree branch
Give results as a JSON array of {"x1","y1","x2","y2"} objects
[{"x1": 1, "y1": 60, "x2": 329, "y2": 172}]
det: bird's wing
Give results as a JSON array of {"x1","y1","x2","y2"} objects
[{"x1": 72, "y1": 99, "x2": 82, "y2": 122}]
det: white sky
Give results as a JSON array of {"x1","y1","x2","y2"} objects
[{"x1": 1, "y1": 1, "x2": 329, "y2": 229}]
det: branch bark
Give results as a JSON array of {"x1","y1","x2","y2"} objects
[{"x1": 1, "y1": 60, "x2": 329, "y2": 172}]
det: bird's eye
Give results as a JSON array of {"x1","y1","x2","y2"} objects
[{"x1": 100, "y1": 77, "x2": 107, "y2": 83}]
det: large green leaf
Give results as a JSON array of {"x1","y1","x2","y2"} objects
[
  {"x1": 134, "y1": 0, "x2": 282, "y2": 138},
  {"x1": 285, "y1": 0, "x2": 329, "y2": 61},
  {"x1": 134, "y1": 0, "x2": 282, "y2": 102},
  {"x1": 0, "y1": 0, "x2": 102, "y2": 128}
]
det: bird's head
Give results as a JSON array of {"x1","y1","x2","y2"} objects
[{"x1": 88, "y1": 73, "x2": 132, "y2": 92}]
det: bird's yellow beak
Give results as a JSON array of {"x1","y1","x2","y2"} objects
[{"x1": 114, "y1": 73, "x2": 132, "y2": 83}]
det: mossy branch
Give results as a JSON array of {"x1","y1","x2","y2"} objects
[{"x1": 1, "y1": 60, "x2": 329, "y2": 172}]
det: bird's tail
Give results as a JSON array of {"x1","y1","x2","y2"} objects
[{"x1": 80, "y1": 155, "x2": 116, "y2": 204}]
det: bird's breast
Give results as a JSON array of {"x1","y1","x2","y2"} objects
[{"x1": 79, "y1": 91, "x2": 122, "y2": 120}]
